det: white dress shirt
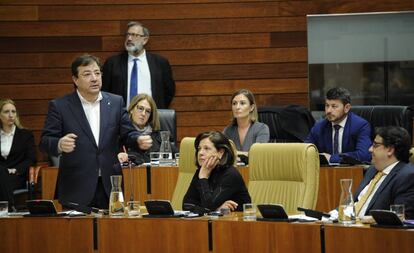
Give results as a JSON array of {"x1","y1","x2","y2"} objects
[
  {"x1": 331, "y1": 115, "x2": 348, "y2": 154},
  {"x1": 127, "y1": 50, "x2": 152, "y2": 106},
  {"x1": 0, "y1": 124, "x2": 15, "y2": 159},
  {"x1": 77, "y1": 90, "x2": 102, "y2": 146}
]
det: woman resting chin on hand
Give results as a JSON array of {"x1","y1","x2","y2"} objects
[{"x1": 183, "y1": 131, "x2": 251, "y2": 213}]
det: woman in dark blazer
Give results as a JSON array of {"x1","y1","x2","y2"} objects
[
  {"x1": 0, "y1": 99, "x2": 36, "y2": 209},
  {"x1": 119, "y1": 93, "x2": 177, "y2": 164}
]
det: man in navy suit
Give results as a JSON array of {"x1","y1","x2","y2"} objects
[
  {"x1": 354, "y1": 126, "x2": 414, "y2": 219},
  {"x1": 40, "y1": 54, "x2": 141, "y2": 209},
  {"x1": 102, "y1": 21, "x2": 175, "y2": 109},
  {"x1": 305, "y1": 87, "x2": 372, "y2": 163}
]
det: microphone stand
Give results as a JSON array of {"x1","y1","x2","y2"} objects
[{"x1": 128, "y1": 159, "x2": 134, "y2": 202}]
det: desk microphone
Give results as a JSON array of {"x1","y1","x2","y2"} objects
[{"x1": 127, "y1": 154, "x2": 136, "y2": 202}]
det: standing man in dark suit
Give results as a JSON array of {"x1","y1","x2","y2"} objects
[
  {"x1": 353, "y1": 126, "x2": 414, "y2": 219},
  {"x1": 40, "y1": 54, "x2": 141, "y2": 209},
  {"x1": 102, "y1": 21, "x2": 175, "y2": 109},
  {"x1": 305, "y1": 87, "x2": 372, "y2": 163}
]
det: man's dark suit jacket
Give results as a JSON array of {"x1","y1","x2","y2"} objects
[
  {"x1": 0, "y1": 128, "x2": 36, "y2": 202},
  {"x1": 305, "y1": 112, "x2": 372, "y2": 163},
  {"x1": 40, "y1": 91, "x2": 139, "y2": 206},
  {"x1": 102, "y1": 51, "x2": 175, "y2": 109},
  {"x1": 354, "y1": 161, "x2": 414, "y2": 219}
]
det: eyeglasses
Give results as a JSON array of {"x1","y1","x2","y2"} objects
[
  {"x1": 125, "y1": 32, "x2": 146, "y2": 39},
  {"x1": 372, "y1": 141, "x2": 384, "y2": 148},
  {"x1": 136, "y1": 106, "x2": 151, "y2": 116},
  {"x1": 79, "y1": 71, "x2": 101, "y2": 79}
]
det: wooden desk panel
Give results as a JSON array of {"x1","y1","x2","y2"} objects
[
  {"x1": 316, "y1": 166, "x2": 364, "y2": 212},
  {"x1": 213, "y1": 220, "x2": 321, "y2": 253},
  {"x1": 41, "y1": 166, "x2": 58, "y2": 200},
  {"x1": 0, "y1": 217, "x2": 94, "y2": 253},
  {"x1": 98, "y1": 218, "x2": 210, "y2": 253},
  {"x1": 41, "y1": 165, "x2": 363, "y2": 213},
  {"x1": 325, "y1": 224, "x2": 414, "y2": 253}
]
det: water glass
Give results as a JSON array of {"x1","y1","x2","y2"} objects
[
  {"x1": 127, "y1": 201, "x2": 141, "y2": 217},
  {"x1": 174, "y1": 153, "x2": 180, "y2": 166},
  {"x1": 0, "y1": 201, "x2": 8, "y2": 217},
  {"x1": 150, "y1": 152, "x2": 160, "y2": 166},
  {"x1": 159, "y1": 152, "x2": 173, "y2": 166},
  {"x1": 243, "y1": 203, "x2": 257, "y2": 221},
  {"x1": 390, "y1": 204, "x2": 405, "y2": 220}
]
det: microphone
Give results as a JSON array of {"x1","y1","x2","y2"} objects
[{"x1": 123, "y1": 146, "x2": 137, "y2": 202}]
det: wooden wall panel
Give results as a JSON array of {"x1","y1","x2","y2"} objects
[
  {"x1": 0, "y1": 6, "x2": 38, "y2": 21},
  {"x1": 175, "y1": 78, "x2": 308, "y2": 96},
  {"x1": 3, "y1": 0, "x2": 278, "y2": 5},
  {"x1": 141, "y1": 17, "x2": 306, "y2": 35},
  {"x1": 0, "y1": 21, "x2": 120, "y2": 37},
  {"x1": 103, "y1": 33, "x2": 271, "y2": 51},
  {"x1": 1, "y1": 0, "x2": 412, "y2": 163},
  {"x1": 172, "y1": 62, "x2": 307, "y2": 80},
  {"x1": 37, "y1": 2, "x2": 320, "y2": 20},
  {"x1": 0, "y1": 37, "x2": 102, "y2": 53}
]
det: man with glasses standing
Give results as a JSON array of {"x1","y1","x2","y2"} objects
[
  {"x1": 40, "y1": 54, "x2": 141, "y2": 209},
  {"x1": 353, "y1": 126, "x2": 414, "y2": 219},
  {"x1": 102, "y1": 21, "x2": 175, "y2": 109}
]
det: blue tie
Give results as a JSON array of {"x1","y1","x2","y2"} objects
[
  {"x1": 333, "y1": 124, "x2": 341, "y2": 154},
  {"x1": 130, "y1": 59, "x2": 138, "y2": 102}
]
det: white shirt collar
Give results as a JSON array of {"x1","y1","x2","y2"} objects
[
  {"x1": 332, "y1": 115, "x2": 348, "y2": 128},
  {"x1": 128, "y1": 49, "x2": 146, "y2": 62},
  {"x1": 380, "y1": 160, "x2": 399, "y2": 175},
  {"x1": 0, "y1": 124, "x2": 16, "y2": 137},
  {"x1": 76, "y1": 90, "x2": 103, "y2": 104}
]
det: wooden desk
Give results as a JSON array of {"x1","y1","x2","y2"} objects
[
  {"x1": 42, "y1": 165, "x2": 363, "y2": 212},
  {"x1": 213, "y1": 218, "x2": 321, "y2": 253},
  {"x1": 98, "y1": 217, "x2": 210, "y2": 253},
  {"x1": 0, "y1": 217, "x2": 94, "y2": 253},
  {"x1": 324, "y1": 224, "x2": 414, "y2": 253}
]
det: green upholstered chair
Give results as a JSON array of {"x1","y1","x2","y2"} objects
[
  {"x1": 248, "y1": 143, "x2": 320, "y2": 214},
  {"x1": 171, "y1": 137, "x2": 197, "y2": 210},
  {"x1": 410, "y1": 147, "x2": 414, "y2": 164}
]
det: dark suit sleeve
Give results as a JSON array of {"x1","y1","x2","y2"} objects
[
  {"x1": 40, "y1": 100, "x2": 63, "y2": 157},
  {"x1": 102, "y1": 58, "x2": 113, "y2": 93},
  {"x1": 304, "y1": 125, "x2": 318, "y2": 145},
  {"x1": 161, "y1": 58, "x2": 175, "y2": 108},
  {"x1": 117, "y1": 97, "x2": 140, "y2": 148},
  {"x1": 330, "y1": 119, "x2": 372, "y2": 163},
  {"x1": 393, "y1": 167, "x2": 414, "y2": 219},
  {"x1": 14, "y1": 131, "x2": 37, "y2": 175}
]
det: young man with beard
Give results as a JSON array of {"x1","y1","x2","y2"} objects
[
  {"x1": 102, "y1": 21, "x2": 175, "y2": 109},
  {"x1": 305, "y1": 87, "x2": 372, "y2": 164}
]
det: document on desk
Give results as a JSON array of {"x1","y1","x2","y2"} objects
[{"x1": 289, "y1": 214, "x2": 318, "y2": 222}]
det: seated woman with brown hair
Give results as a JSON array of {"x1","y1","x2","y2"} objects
[
  {"x1": 118, "y1": 93, "x2": 177, "y2": 164},
  {"x1": 0, "y1": 99, "x2": 36, "y2": 210},
  {"x1": 224, "y1": 89, "x2": 270, "y2": 158},
  {"x1": 182, "y1": 131, "x2": 251, "y2": 213}
]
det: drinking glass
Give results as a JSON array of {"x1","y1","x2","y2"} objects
[
  {"x1": 127, "y1": 201, "x2": 141, "y2": 217},
  {"x1": 0, "y1": 201, "x2": 8, "y2": 217},
  {"x1": 150, "y1": 152, "x2": 160, "y2": 166},
  {"x1": 390, "y1": 204, "x2": 405, "y2": 220},
  {"x1": 243, "y1": 203, "x2": 257, "y2": 221}
]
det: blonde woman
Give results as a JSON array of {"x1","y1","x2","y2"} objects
[{"x1": 0, "y1": 99, "x2": 36, "y2": 210}]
